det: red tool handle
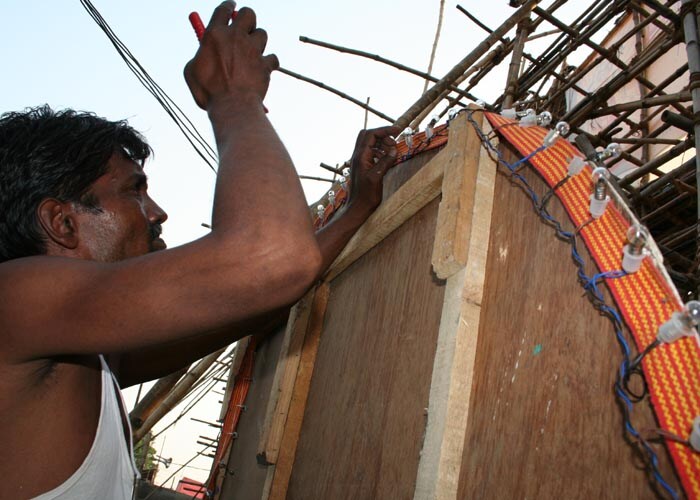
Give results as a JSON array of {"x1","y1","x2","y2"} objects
[{"x1": 188, "y1": 12, "x2": 205, "y2": 41}]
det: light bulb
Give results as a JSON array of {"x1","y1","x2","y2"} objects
[
  {"x1": 327, "y1": 190, "x2": 336, "y2": 206},
  {"x1": 657, "y1": 300, "x2": 700, "y2": 343},
  {"x1": 595, "y1": 142, "x2": 622, "y2": 163},
  {"x1": 342, "y1": 167, "x2": 351, "y2": 178},
  {"x1": 592, "y1": 167, "x2": 610, "y2": 199},
  {"x1": 606, "y1": 142, "x2": 622, "y2": 159},
  {"x1": 316, "y1": 204, "x2": 325, "y2": 219},
  {"x1": 555, "y1": 121, "x2": 570, "y2": 135},
  {"x1": 543, "y1": 121, "x2": 570, "y2": 147},
  {"x1": 589, "y1": 167, "x2": 610, "y2": 218},
  {"x1": 626, "y1": 225, "x2": 649, "y2": 255},
  {"x1": 684, "y1": 301, "x2": 700, "y2": 327},
  {"x1": 622, "y1": 224, "x2": 650, "y2": 273},
  {"x1": 538, "y1": 111, "x2": 553, "y2": 127},
  {"x1": 403, "y1": 127, "x2": 414, "y2": 149}
]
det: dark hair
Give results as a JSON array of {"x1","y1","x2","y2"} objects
[{"x1": 0, "y1": 105, "x2": 151, "y2": 263}]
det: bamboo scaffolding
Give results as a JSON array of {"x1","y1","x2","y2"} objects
[
  {"x1": 394, "y1": 0, "x2": 542, "y2": 130},
  {"x1": 535, "y1": 2, "x2": 666, "y2": 113},
  {"x1": 133, "y1": 348, "x2": 226, "y2": 443}
]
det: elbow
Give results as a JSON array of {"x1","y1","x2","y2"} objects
[{"x1": 262, "y1": 234, "x2": 322, "y2": 304}]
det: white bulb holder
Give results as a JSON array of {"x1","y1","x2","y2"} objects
[
  {"x1": 448, "y1": 108, "x2": 460, "y2": 120},
  {"x1": 690, "y1": 416, "x2": 700, "y2": 452},
  {"x1": 425, "y1": 123, "x2": 434, "y2": 141},
  {"x1": 327, "y1": 190, "x2": 336, "y2": 206},
  {"x1": 501, "y1": 108, "x2": 517, "y2": 120},
  {"x1": 622, "y1": 244, "x2": 645, "y2": 273},
  {"x1": 403, "y1": 127, "x2": 414, "y2": 149},
  {"x1": 567, "y1": 157, "x2": 586, "y2": 176},
  {"x1": 316, "y1": 204, "x2": 325, "y2": 219},
  {"x1": 519, "y1": 114, "x2": 537, "y2": 127},
  {"x1": 589, "y1": 194, "x2": 610, "y2": 218},
  {"x1": 657, "y1": 311, "x2": 695, "y2": 343}
]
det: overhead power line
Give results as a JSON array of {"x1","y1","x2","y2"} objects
[{"x1": 78, "y1": 0, "x2": 219, "y2": 173}]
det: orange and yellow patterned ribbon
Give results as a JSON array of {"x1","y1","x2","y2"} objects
[{"x1": 486, "y1": 111, "x2": 700, "y2": 499}]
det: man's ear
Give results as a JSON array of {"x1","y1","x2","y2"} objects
[{"x1": 37, "y1": 198, "x2": 80, "y2": 250}]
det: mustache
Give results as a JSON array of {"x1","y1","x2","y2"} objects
[{"x1": 149, "y1": 224, "x2": 163, "y2": 240}]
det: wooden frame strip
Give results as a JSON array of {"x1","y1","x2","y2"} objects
[
  {"x1": 431, "y1": 108, "x2": 484, "y2": 279},
  {"x1": 264, "y1": 283, "x2": 331, "y2": 500},
  {"x1": 323, "y1": 116, "x2": 472, "y2": 281},
  {"x1": 257, "y1": 288, "x2": 317, "y2": 465},
  {"x1": 414, "y1": 119, "x2": 497, "y2": 500}
]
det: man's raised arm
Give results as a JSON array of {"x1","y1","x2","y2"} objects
[{"x1": 0, "y1": 1, "x2": 321, "y2": 363}]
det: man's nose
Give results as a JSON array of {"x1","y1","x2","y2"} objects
[{"x1": 147, "y1": 196, "x2": 168, "y2": 224}]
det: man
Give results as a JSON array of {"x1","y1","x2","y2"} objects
[{"x1": 0, "y1": 2, "x2": 398, "y2": 498}]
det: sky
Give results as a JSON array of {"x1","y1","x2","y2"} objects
[{"x1": 1, "y1": 0, "x2": 597, "y2": 490}]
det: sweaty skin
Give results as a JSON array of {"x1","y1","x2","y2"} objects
[{"x1": 0, "y1": 1, "x2": 397, "y2": 497}]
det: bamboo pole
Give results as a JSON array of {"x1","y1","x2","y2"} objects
[
  {"x1": 680, "y1": 0, "x2": 700, "y2": 289},
  {"x1": 133, "y1": 348, "x2": 227, "y2": 443},
  {"x1": 423, "y1": 0, "x2": 446, "y2": 94},
  {"x1": 619, "y1": 137, "x2": 695, "y2": 187},
  {"x1": 278, "y1": 66, "x2": 395, "y2": 123},
  {"x1": 129, "y1": 367, "x2": 189, "y2": 429},
  {"x1": 588, "y1": 90, "x2": 691, "y2": 118},
  {"x1": 503, "y1": 16, "x2": 532, "y2": 109},
  {"x1": 298, "y1": 37, "x2": 480, "y2": 103},
  {"x1": 394, "y1": 0, "x2": 541, "y2": 130}
]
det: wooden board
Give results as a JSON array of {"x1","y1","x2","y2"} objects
[
  {"x1": 285, "y1": 198, "x2": 446, "y2": 500},
  {"x1": 457, "y1": 148, "x2": 681, "y2": 499}
]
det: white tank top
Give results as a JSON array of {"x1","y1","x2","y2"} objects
[{"x1": 33, "y1": 355, "x2": 140, "y2": 499}]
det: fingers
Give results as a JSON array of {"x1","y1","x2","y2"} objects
[
  {"x1": 208, "y1": 1, "x2": 237, "y2": 28},
  {"x1": 250, "y1": 28, "x2": 268, "y2": 53},
  {"x1": 263, "y1": 53, "x2": 280, "y2": 72},
  {"x1": 373, "y1": 149, "x2": 397, "y2": 176},
  {"x1": 234, "y1": 7, "x2": 257, "y2": 33}
]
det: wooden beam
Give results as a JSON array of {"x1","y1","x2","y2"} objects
[
  {"x1": 257, "y1": 288, "x2": 317, "y2": 465},
  {"x1": 414, "y1": 121, "x2": 497, "y2": 500},
  {"x1": 265, "y1": 283, "x2": 331, "y2": 500},
  {"x1": 431, "y1": 110, "x2": 484, "y2": 279}
]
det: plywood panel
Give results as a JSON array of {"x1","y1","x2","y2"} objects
[
  {"x1": 457, "y1": 149, "x2": 681, "y2": 499},
  {"x1": 286, "y1": 198, "x2": 445, "y2": 500}
]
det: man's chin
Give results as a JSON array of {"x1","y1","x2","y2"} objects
[{"x1": 150, "y1": 238, "x2": 167, "y2": 252}]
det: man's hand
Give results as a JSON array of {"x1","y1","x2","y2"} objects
[
  {"x1": 348, "y1": 126, "x2": 400, "y2": 212},
  {"x1": 184, "y1": 1, "x2": 279, "y2": 111}
]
